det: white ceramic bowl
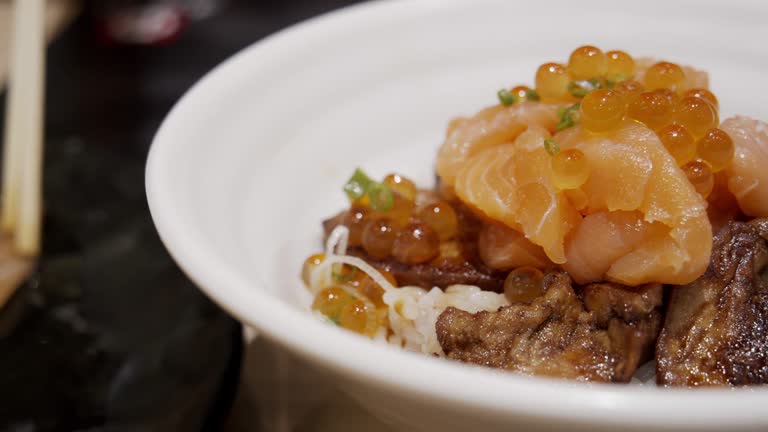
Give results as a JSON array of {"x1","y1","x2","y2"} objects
[{"x1": 146, "y1": 1, "x2": 768, "y2": 430}]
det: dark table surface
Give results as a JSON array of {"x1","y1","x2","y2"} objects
[{"x1": 0, "y1": 1, "x2": 362, "y2": 431}]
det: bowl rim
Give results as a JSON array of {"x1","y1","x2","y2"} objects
[{"x1": 146, "y1": 0, "x2": 768, "y2": 427}]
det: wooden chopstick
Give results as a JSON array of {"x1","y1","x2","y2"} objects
[
  {"x1": 1, "y1": 0, "x2": 45, "y2": 258},
  {"x1": 0, "y1": 2, "x2": 23, "y2": 236}
]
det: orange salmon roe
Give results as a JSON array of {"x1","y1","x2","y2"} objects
[
  {"x1": 682, "y1": 160, "x2": 715, "y2": 199},
  {"x1": 627, "y1": 90, "x2": 675, "y2": 131},
  {"x1": 673, "y1": 96, "x2": 719, "y2": 139},
  {"x1": 504, "y1": 267, "x2": 545, "y2": 303},
  {"x1": 580, "y1": 89, "x2": 626, "y2": 132},
  {"x1": 657, "y1": 123, "x2": 696, "y2": 165},
  {"x1": 697, "y1": 128, "x2": 735, "y2": 172},
  {"x1": 551, "y1": 149, "x2": 590, "y2": 189},
  {"x1": 384, "y1": 173, "x2": 417, "y2": 201},
  {"x1": 568, "y1": 46, "x2": 607, "y2": 80},
  {"x1": 644, "y1": 61, "x2": 685, "y2": 90},
  {"x1": 535, "y1": 63, "x2": 570, "y2": 101},
  {"x1": 612, "y1": 80, "x2": 644, "y2": 105},
  {"x1": 416, "y1": 201, "x2": 459, "y2": 241},
  {"x1": 684, "y1": 88, "x2": 719, "y2": 111},
  {"x1": 605, "y1": 50, "x2": 635, "y2": 81}
]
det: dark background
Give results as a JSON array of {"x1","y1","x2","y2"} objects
[{"x1": 0, "y1": 1, "x2": 363, "y2": 431}]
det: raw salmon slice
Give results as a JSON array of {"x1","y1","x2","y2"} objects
[
  {"x1": 453, "y1": 120, "x2": 712, "y2": 286},
  {"x1": 720, "y1": 116, "x2": 768, "y2": 217},
  {"x1": 436, "y1": 102, "x2": 559, "y2": 187}
]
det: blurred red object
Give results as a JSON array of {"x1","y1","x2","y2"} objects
[{"x1": 93, "y1": 0, "x2": 227, "y2": 45}]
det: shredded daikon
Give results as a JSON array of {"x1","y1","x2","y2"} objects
[
  {"x1": 308, "y1": 225, "x2": 397, "y2": 295},
  {"x1": 312, "y1": 254, "x2": 397, "y2": 293},
  {"x1": 307, "y1": 225, "x2": 506, "y2": 355},
  {"x1": 325, "y1": 224, "x2": 349, "y2": 256}
]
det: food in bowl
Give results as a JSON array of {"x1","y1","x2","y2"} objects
[{"x1": 300, "y1": 46, "x2": 768, "y2": 386}]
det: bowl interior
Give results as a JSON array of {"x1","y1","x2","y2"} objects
[{"x1": 147, "y1": 0, "x2": 768, "y2": 427}]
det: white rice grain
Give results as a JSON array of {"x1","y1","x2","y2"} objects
[{"x1": 384, "y1": 285, "x2": 509, "y2": 355}]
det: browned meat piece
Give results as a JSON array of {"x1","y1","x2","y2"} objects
[
  {"x1": 347, "y1": 250, "x2": 505, "y2": 291},
  {"x1": 750, "y1": 218, "x2": 768, "y2": 241},
  {"x1": 582, "y1": 282, "x2": 663, "y2": 326},
  {"x1": 436, "y1": 271, "x2": 663, "y2": 382},
  {"x1": 656, "y1": 221, "x2": 768, "y2": 386},
  {"x1": 322, "y1": 204, "x2": 506, "y2": 291}
]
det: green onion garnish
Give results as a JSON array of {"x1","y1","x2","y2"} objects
[
  {"x1": 497, "y1": 89, "x2": 518, "y2": 106},
  {"x1": 525, "y1": 89, "x2": 541, "y2": 101},
  {"x1": 343, "y1": 168, "x2": 375, "y2": 201},
  {"x1": 342, "y1": 168, "x2": 394, "y2": 212},
  {"x1": 567, "y1": 79, "x2": 602, "y2": 98},
  {"x1": 368, "y1": 182, "x2": 394, "y2": 212},
  {"x1": 544, "y1": 138, "x2": 560, "y2": 156},
  {"x1": 556, "y1": 102, "x2": 581, "y2": 131}
]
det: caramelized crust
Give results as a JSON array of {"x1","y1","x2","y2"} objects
[
  {"x1": 657, "y1": 219, "x2": 768, "y2": 386},
  {"x1": 436, "y1": 271, "x2": 662, "y2": 382}
]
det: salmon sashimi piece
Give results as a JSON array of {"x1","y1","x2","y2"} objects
[
  {"x1": 562, "y1": 210, "x2": 668, "y2": 284},
  {"x1": 478, "y1": 221, "x2": 552, "y2": 271},
  {"x1": 557, "y1": 121, "x2": 712, "y2": 285},
  {"x1": 720, "y1": 116, "x2": 768, "y2": 217},
  {"x1": 436, "y1": 102, "x2": 560, "y2": 187},
  {"x1": 454, "y1": 126, "x2": 581, "y2": 264},
  {"x1": 454, "y1": 120, "x2": 712, "y2": 286}
]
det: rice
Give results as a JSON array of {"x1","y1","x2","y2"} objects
[{"x1": 384, "y1": 284, "x2": 509, "y2": 355}]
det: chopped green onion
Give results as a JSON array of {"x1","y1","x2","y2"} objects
[
  {"x1": 497, "y1": 89, "x2": 518, "y2": 106},
  {"x1": 342, "y1": 168, "x2": 395, "y2": 211},
  {"x1": 368, "y1": 182, "x2": 394, "y2": 212},
  {"x1": 556, "y1": 102, "x2": 581, "y2": 131},
  {"x1": 525, "y1": 89, "x2": 541, "y2": 101},
  {"x1": 343, "y1": 168, "x2": 375, "y2": 201},
  {"x1": 332, "y1": 265, "x2": 358, "y2": 282},
  {"x1": 567, "y1": 79, "x2": 602, "y2": 98},
  {"x1": 544, "y1": 138, "x2": 560, "y2": 156}
]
